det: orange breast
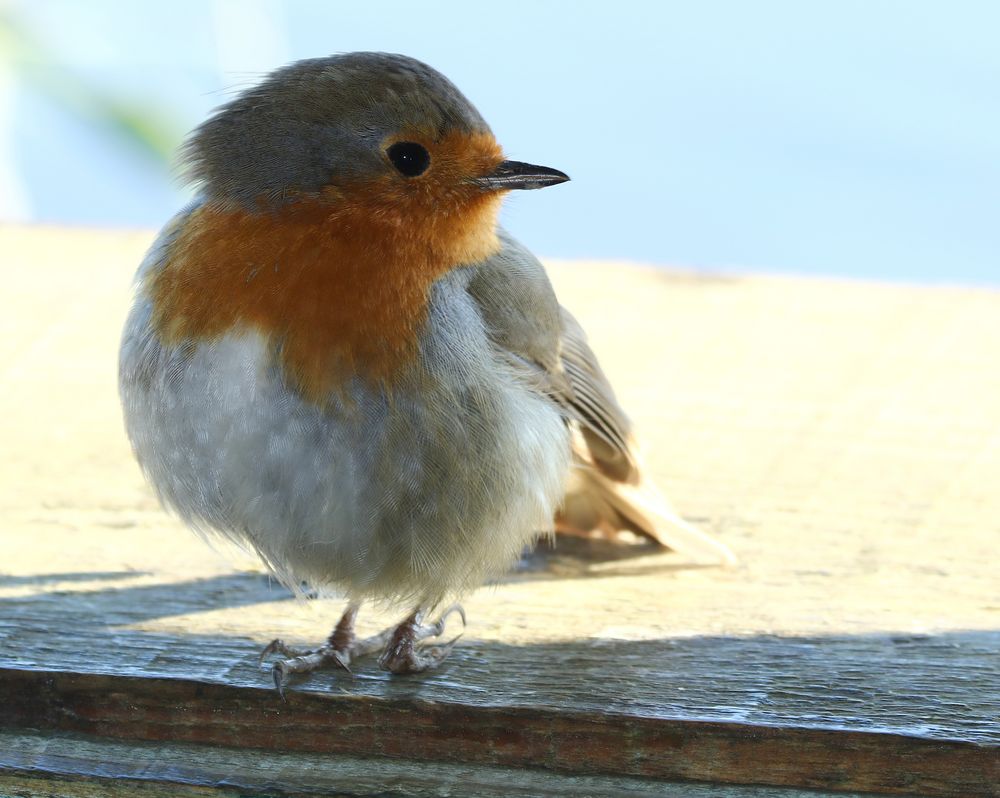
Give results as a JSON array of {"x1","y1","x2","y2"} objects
[{"x1": 148, "y1": 184, "x2": 502, "y2": 403}]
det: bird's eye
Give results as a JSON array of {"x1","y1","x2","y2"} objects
[{"x1": 386, "y1": 141, "x2": 430, "y2": 177}]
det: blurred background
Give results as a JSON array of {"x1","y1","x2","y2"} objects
[{"x1": 1, "y1": 0, "x2": 997, "y2": 284}]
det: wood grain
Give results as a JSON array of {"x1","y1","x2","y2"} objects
[{"x1": 0, "y1": 729, "x2": 884, "y2": 798}]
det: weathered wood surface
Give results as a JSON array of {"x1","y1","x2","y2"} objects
[{"x1": 1, "y1": 226, "x2": 999, "y2": 796}]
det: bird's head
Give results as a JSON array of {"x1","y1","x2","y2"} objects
[{"x1": 183, "y1": 52, "x2": 568, "y2": 264}]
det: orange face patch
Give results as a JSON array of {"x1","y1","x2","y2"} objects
[{"x1": 149, "y1": 130, "x2": 506, "y2": 403}]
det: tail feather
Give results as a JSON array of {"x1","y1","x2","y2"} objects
[
  {"x1": 552, "y1": 305, "x2": 734, "y2": 565},
  {"x1": 557, "y1": 461, "x2": 737, "y2": 566}
]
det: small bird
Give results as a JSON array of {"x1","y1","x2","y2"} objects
[{"x1": 119, "y1": 52, "x2": 733, "y2": 691}]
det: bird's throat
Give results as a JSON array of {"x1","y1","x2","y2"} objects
[{"x1": 148, "y1": 196, "x2": 502, "y2": 403}]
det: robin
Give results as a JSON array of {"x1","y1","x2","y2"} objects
[{"x1": 119, "y1": 52, "x2": 733, "y2": 693}]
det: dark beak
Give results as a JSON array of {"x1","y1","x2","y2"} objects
[{"x1": 473, "y1": 160, "x2": 570, "y2": 191}]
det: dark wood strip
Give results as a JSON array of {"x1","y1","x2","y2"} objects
[{"x1": 0, "y1": 729, "x2": 880, "y2": 797}]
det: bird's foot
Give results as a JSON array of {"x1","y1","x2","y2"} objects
[
  {"x1": 259, "y1": 638, "x2": 350, "y2": 698},
  {"x1": 259, "y1": 603, "x2": 363, "y2": 698},
  {"x1": 377, "y1": 604, "x2": 466, "y2": 674},
  {"x1": 258, "y1": 603, "x2": 466, "y2": 695}
]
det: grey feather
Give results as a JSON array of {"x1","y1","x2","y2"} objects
[
  {"x1": 467, "y1": 230, "x2": 735, "y2": 564},
  {"x1": 468, "y1": 228, "x2": 639, "y2": 484}
]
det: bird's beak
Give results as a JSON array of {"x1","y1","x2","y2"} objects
[{"x1": 472, "y1": 160, "x2": 570, "y2": 191}]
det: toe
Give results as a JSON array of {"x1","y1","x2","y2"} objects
[
  {"x1": 258, "y1": 638, "x2": 308, "y2": 665},
  {"x1": 378, "y1": 633, "x2": 461, "y2": 674}
]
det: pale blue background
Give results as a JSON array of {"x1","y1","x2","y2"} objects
[{"x1": 3, "y1": 1, "x2": 998, "y2": 284}]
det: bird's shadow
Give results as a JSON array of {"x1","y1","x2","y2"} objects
[
  {"x1": 508, "y1": 534, "x2": 717, "y2": 582},
  {"x1": 0, "y1": 571, "x2": 151, "y2": 587},
  {"x1": 0, "y1": 532, "x2": 706, "y2": 635}
]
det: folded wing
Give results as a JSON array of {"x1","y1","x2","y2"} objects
[{"x1": 467, "y1": 229, "x2": 735, "y2": 564}]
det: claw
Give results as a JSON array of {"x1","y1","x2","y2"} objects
[
  {"x1": 423, "y1": 604, "x2": 466, "y2": 637},
  {"x1": 425, "y1": 633, "x2": 464, "y2": 661},
  {"x1": 332, "y1": 649, "x2": 354, "y2": 675},
  {"x1": 272, "y1": 662, "x2": 287, "y2": 701},
  {"x1": 438, "y1": 603, "x2": 467, "y2": 630}
]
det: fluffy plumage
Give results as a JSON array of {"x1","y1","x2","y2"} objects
[{"x1": 118, "y1": 52, "x2": 731, "y2": 680}]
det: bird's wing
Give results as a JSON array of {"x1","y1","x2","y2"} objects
[
  {"x1": 557, "y1": 305, "x2": 639, "y2": 484},
  {"x1": 467, "y1": 229, "x2": 735, "y2": 564}
]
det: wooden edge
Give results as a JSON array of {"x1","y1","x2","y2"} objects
[
  {"x1": 0, "y1": 667, "x2": 986, "y2": 797},
  {"x1": 0, "y1": 668, "x2": 994, "y2": 797}
]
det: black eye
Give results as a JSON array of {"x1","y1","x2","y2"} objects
[{"x1": 386, "y1": 141, "x2": 430, "y2": 177}]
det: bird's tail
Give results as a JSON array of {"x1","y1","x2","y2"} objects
[{"x1": 556, "y1": 462, "x2": 737, "y2": 566}]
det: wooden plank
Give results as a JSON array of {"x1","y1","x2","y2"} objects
[
  {"x1": 0, "y1": 664, "x2": 995, "y2": 797},
  {"x1": 2, "y1": 227, "x2": 1000, "y2": 796},
  {"x1": 0, "y1": 730, "x2": 885, "y2": 798}
]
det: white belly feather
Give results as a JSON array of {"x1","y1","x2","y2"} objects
[{"x1": 119, "y1": 266, "x2": 570, "y2": 605}]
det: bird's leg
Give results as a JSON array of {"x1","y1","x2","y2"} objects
[
  {"x1": 377, "y1": 604, "x2": 466, "y2": 674},
  {"x1": 328, "y1": 603, "x2": 360, "y2": 653}
]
